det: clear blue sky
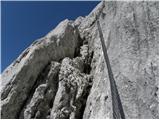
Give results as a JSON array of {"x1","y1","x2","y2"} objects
[{"x1": 1, "y1": 1, "x2": 99, "y2": 72}]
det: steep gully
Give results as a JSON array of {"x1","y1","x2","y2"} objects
[
  {"x1": 15, "y1": 32, "x2": 94, "y2": 118},
  {"x1": 18, "y1": 21, "x2": 125, "y2": 118},
  {"x1": 1, "y1": 1, "x2": 159, "y2": 119},
  {"x1": 1, "y1": 6, "x2": 125, "y2": 117},
  {"x1": 14, "y1": 19, "x2": 125, "y2": 119}
]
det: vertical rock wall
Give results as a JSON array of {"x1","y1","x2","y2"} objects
[
  {"x1": 1, "y1": 1, "x2": 159, "y2": 119},
  {"x1": 79, "y1": 1, "x2": 159, "y2": 119}
]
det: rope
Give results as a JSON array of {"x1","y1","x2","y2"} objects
[{"x1": 97, "y1": 20, "x2": 125, "y2": 119}]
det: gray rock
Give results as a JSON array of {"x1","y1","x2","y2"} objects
[
  {"x1": 80, "y1": 1, "x2": 159, "y2": 119},
  {"x1": 50, "y1": 56, "x2": 92, "y2": 119},
  {"x1": 1, "y1": 1, "x2": 158, "y2": 119},
  {"x1": 19, "y1": 61, "x2": 60, "y2": 119},
  {"x1": 1, "y1": 19, "x2": 79, "y2": 118}
]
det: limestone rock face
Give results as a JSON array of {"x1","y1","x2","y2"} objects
[
  {"x1": 1, "y1": 19, "x2": 79, "y2": 118},
  {"x1": 50, "y1": 57, "x2": 92, "y2": 119},
  {"x1": 80, "y1": 1, "x2": 159, "y2": 119},
  {"x1": 20, "y1": 61, "x2": 60, "y2": 119},
  {"x1": 1, "y1": 1, "x2": 159, "y2": 119}
]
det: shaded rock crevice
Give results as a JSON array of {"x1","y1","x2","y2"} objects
[
  {"x1": 50, "y1": 36, "x2": 94, "y2": 119},
  {"x1": 1, "y1": 17, "x2": 94, "y2": 119},
  {"x1": 19, "y1": 61, "x2": 60, "y2": 119},
  {"x1": 1, "y1": 1, "x2": 158, "y2": 119}
]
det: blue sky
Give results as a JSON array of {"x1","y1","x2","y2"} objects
[{"x1": 1, "y1": 1, "x2": 99, "y2": 72}]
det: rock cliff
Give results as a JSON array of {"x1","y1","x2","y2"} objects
[{"x1": 1, "y1": 1, "x2": 159, "y2": 119}]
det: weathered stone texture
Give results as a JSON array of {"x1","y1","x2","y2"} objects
[
  {"x1": 1, "y1": 1, "x2": 159, "y2": 119},
  {"x1": 80, "y1": 1, "x2": 159, "y2": 119},
  {"x1": 1, "y1": 19, "x2": 79, "y2": 118}
]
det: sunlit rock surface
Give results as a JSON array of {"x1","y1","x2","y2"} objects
[{"x1": 1, "y1": 1, "x2": 159, "y2": 119}]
